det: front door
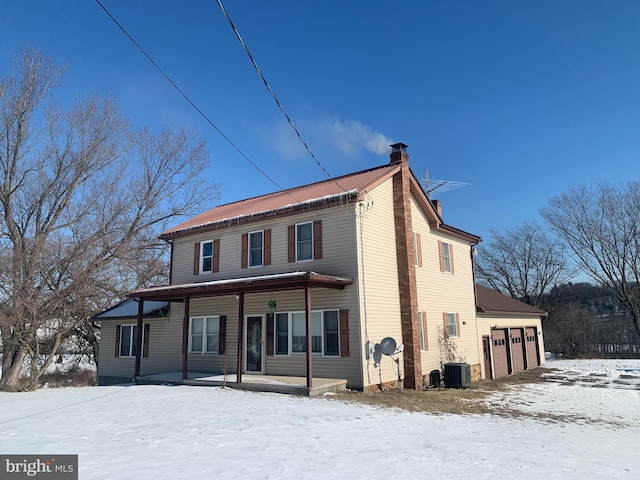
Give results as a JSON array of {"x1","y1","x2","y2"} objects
[{"x1": 245, "y1": 315, "x2": 264, "y2": 374}]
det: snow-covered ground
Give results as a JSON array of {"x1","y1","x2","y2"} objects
[{"x1": 0, "y1": 359, "x2": 638, "y2": 479}]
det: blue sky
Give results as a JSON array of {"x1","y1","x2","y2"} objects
[{"x1": 2, "y1": 1, "x2": 639, "y2": 243}]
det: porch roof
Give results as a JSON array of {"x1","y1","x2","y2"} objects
[{"x1": 128, "y1": 271, "x2": 353, "y2": 301}]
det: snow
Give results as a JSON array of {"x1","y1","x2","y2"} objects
[{"x1": 1, "y1": 360, "x2": 639, "y2": 479}]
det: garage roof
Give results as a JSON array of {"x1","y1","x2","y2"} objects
[{"x1": 475, "y1": 284, "x2": 547, "y2": 316}]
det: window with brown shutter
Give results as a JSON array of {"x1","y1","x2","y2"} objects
[
  {"x1": 439, "y1": 240, "x2": 453, "y2": 273},
  {"x1": 241, "y1": 233, "x2": 248, "y2": 268},
  {"x1": 193, "y1": 243, "x2": 200, "y2": 275},
  {"x1": 313, "y1": 220, "x2": 323, "y2": 260},
  {"x1": 143, "y1": 324, "x2": 150, "y2": 358},
  {"x1": 115, "y1": 324, "x2": 121, "y2": 357},
  {"x1": 419, "y1": 311, "x2": 428, "y2": 350},
  {"x1": 264, "y1": 229, "x2": 271, "y2": 266},
  {"x1": 339, "y1": 309, "x2": 350, "y2": 357},
  {"x1": 287, "y1": 225, "x2": 295, "y2": 262},
  {"x1": 266, "y1": 313, "x2": 274, "y2": 356},
  {"x1": 213, "y1": 239, "x2": 220, "y2": 272},
  {"x1": 219, "y1": 316, "x2": 226, "y2": 354}
]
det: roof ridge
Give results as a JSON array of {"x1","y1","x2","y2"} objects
[{"x1": 213, "y1": 162, "x2": 397, "y2": 209}]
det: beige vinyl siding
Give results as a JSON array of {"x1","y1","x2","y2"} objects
[
  {"x1": 171, "y1": 203, "x2": 357, "y2": 285},
  {"x1": 409, "y1": 197, "x2": 481, "y2": 376},
  {"x1": 355, "y1": 178, "x2": 405, "y2": 387}
]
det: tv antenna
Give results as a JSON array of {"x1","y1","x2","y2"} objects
[{"x1": 422, "y1": 169, "x2": 469, "y2": 198}]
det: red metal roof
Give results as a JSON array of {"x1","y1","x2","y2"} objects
[
  {"x1": 161, "y1": 163, "x2": 399, "y2": 239},
  {"x1": 475, "y1": 284, "x2": 547, "y2": 316}
]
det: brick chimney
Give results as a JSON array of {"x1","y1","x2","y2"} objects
[
  {"x1": 432, "y1": 199, "x2": 442, "y2": 217},
  {"x1": 390, "y1": 142, "x2": 422, "y2": 390},
  {"x1": 390, "y1": 142, "x2": 409, "y2": 165}
]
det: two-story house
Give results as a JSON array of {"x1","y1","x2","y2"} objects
[{"x1": 95, "y1": 143, "x2": 545, "y2": 393}]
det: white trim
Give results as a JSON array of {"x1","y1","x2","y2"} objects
[
  {"x1": 442, "y1": 242, "x2": 452, "y2": 273},
  {"x1": 274, "y1": 309, "x2": 340, "y2": 357},
  {"x1": 199, "y1": 240, "x2": 214, "y2": 274},
  {"x1": 118, "y1": 324, "x2": 145, "y2": 358},
  {"x1": 248, "y1": 230, "x2": 264, "y2": 268},
  {"x1": 295, "y1": 221, "x2": 313, "y2": 262},
  {"x1": 188, "y1": 315, "x2": 220, "y2": 354},
  {"x1": 446, "y1": 312, "x2": 458, "y2": 338}
]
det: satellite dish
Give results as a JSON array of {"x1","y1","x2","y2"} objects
[{"x1": 379, "y1": 337, "x2": 397, "y2": 356}]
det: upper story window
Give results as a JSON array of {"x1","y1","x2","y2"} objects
[
  {"x1": 297, "y1": 222, "x2": 313, "y2": 261},
  {"x1": 242, "y1": 230, "x2": 271, "y2": 268},
  {"x1": 413, "y1": 232, "x2": 423, "y2": 267},
  {"x1": 201, "y1": 240, "x2": 213, "y2": 273},
  {"x1": 288, "y1": 220, "x2": 322, "y2": 263},
  {"x1": 249, "y1": 230, "x2": 263, "y2": 267},
  {"x1": 418, "y1": 311, "x2": 428, "y2": 350},
  {"x1": 194, "y1": 239, "x2": 219, "y2": 275},
  {"x1": 439, "y1": 240, "x2": 454, "y2": 273}
]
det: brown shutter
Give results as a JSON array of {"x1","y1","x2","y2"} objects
[
  {"x1": 456, "y1": 313, "x2": 460, "y2": 337},
  {"x1": 421, "y1": 312, "x2": 428, "y2": 350},
  {"x1": 218, "y1": 315, "x2": 226, "y2": 354},
  {"x1": 143, "y1": 323, "x2": 150, "y2": 358},
  {"x1": 193, "y1": 242, "x2": 201, "y2": 275},
  {"x1": 449, "y1": 243, "x2": 455, "y2": 274},
  {"x1": 115, "y1": 324, "x2": 121, "y2": 357},
  {"x1": 438, "y1": 241, "x2": 444, "y2": 272},
  {"x1": 416, "y1": 233, "x2": 423, "y2": 267},
  {"x1": 213, "y1": 239, "x2": 220, "y2": 273},
  {"x1": 442, "y1": 312, "x2": 448, "y2": 336},
  {"x1": 287, "y1": 225, "x2": 295, "y2": 262},
  {"x1": 266, "y1": 313, "x2": 274, "y2": 356},
  {"x1": 241, "y1": 233, "x2": 248, "y2": 269},
  {"x1": 313, "y1": 220, "x2": 323, "y2": 260},
  {"x1": 264, "y1": 229, "x2": 271, "y2": 266},
  {"x1": 339, "y1": 309, "x2": 350, "y2": 357}
]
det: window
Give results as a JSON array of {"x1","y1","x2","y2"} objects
[
  {"x1": 439, "y1": 241, "x2": 453, "y2": 273},
  {"x1": 445, "y1": 312, "x2": 459, "y2": 338},
  {"x1": 119, "y1": 324, "x2": 138, "y2": 357},
  {"x1": 194, "y1": 239, "x2": 219, "y2": 275},
  {"x1": 413, "y1": 232, "x2": 423, "y2": 267},
  {"x1": 274, "y1": 310, "x2": 339, "y2": 356},
  {"x1": 418, "y1": 312, "x2": 428, "y2": 350},
  {"x1": 288, "y1": 221, "x2": 322, "y2": 263},
  {"x1": 190, "y1": 316, "x2": 220, "y2": 353},
  {"x1": 249, "y1": 231, "x2": 263, "y2": 267},
  {"x1": 116, "y1": 324, "x2": 149, "y2": 358},
  {"x1": 200, "y1": 241, "x2": 213, "y2": 273},
  {"x1": 296, "y1": 222, "x2": 313, "y2": 261}
]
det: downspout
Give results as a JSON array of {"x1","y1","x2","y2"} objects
[{"x1": 471, "y1": 241, "x2": 482, "y2": 379}]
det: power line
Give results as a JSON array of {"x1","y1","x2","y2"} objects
[
  {"x1": 215, "y1": 0, "x2": 349, "y2": 193},
  {"x1": 95, "y1": 0, "x2": 296, "y2": 201}
]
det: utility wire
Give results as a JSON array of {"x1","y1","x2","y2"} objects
[
  {"x1": 215, "y1": 0, "x2": 349, "y2": 193},
  {"x1": 95, "y1": 0, "x2": 297, "y2": 201}
]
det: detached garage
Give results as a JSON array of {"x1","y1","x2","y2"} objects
[{"x1": 475, "y1": 285, "x2": 547, "y2": 380}]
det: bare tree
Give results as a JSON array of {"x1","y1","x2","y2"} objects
[
  {"x1": 0, "y1": 49, "x2": 220, "y2": 391},
  {"x1": 475, "y1": 221, "x2": 575, "y2": 323},
  {"x1": 541, "y1": 182, "x2": 640, "y2": 337}
]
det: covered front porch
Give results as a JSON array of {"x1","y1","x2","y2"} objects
[
  {"x1": 128, "y1": 271, "x2": 353, "y2": 394},
  {"x1": 135, "y1": 371, "x2": 347, "y2": 397}
]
